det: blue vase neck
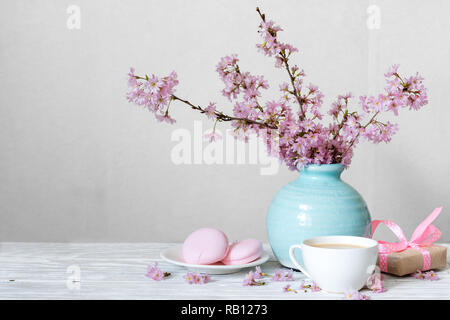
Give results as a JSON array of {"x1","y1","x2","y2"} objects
[{"x1": 296, "y1": 164, "x2": 344, "y2": 181}]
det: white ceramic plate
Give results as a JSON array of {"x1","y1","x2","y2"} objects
[{"x1": 160, "y1": 245, "x2": 270, "y2": 274}]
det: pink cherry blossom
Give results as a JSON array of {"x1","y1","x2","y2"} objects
[
  {"x1": 411, "y1": 270, "x2": 426, "y2": 280},
  {"x1": 272, "y1": 270, "x2": 284, "y2": 281},
  {"x1": 184, "y1": 272, "x2": 211, "y2": 284},
  {"x1": 284, "y1": 270, "x2": 294, "y2": 281},
  {"x1": 253, "y1": 266, "x2": 268, "y2": 279},
  {"x1": 298, "y1": 280, "x2": 321, "y2": 292},
  {"x1": 146, "y1": 75, "x2": 163, "y2": 94},
  {"x1": 412, "y1": 269, "x2": 440, "y2": 281},
  {"x1": 184, "y1": 272, "x2": 196, "y2": 284},
  {"x1": 151, "y1": 269, "x2": 164, "y2": 281},
  {"x1": 424, "y1": 270, "x2": 439, "y2": 281},
  {"x1": 242, "y1": 272, "x2": 255, "y2": 286},
  {"x1": 283, "y1": 284, "x2": 297, "y2": 293},
  {"x1": 205, "y1": 103, "x2": 217, "y2": 119},
  {"x1": 145, "y1": 262, "x2": 159, "y2": 277},
  {"x1": 204, "y1": 131, "x2": 222, "y2": 142},
  {"x1": 344, "y1": 289, "x2": 370, "y2": 300},
  {"x1": 194, "y1": 274, "x2": 203, "y2": 284},
  {"x1": 367, "y1": 273, "x2": 386, "y2": 293},
  {"x1": 242, "y1": 270, "x2": 266, "y2": 286},
  {"x1": 155, "y1": 113, "x2": 176, "y2": 124},
  {"x1": 201, "y1": 273, "x2": 211, "y2": 284},
  {"x1": 299, "y1": 280, "x2": 307, "y2": 291},
  {"x1": 271, "y1": 269, "x2": 294, "y2": 281},
  {"x1": 145, "y1": 262, "x2": 170, "y2": 281},
  {"x1": 385, "y1": 64, "x2": 400, "y2": 77},
  {"x1": 311, "y1": 281, "x2": 321, "y2": 292}
]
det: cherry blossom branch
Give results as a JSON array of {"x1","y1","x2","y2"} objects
[
  {"x1": 256, "y1": 7, "x2": 306, "y2": 119},
  {"x1": 279, "y1": 51, "x2": 306, "y2": 119},
  {"x1": 256, "y1": 7, "x2": 265, "y2": 22},
  {"x1": 127, "y1": 9, "x2": 428, "y2": 171},
  {"x1": 339, "y1": 112, "x2": 380, "y2": 159},
  {"x1": 171, "y1": 95, "x2": 277, "y2": 129},
  {"x1": 133, "y1": 74, "x2": 276, "y2": 129}
]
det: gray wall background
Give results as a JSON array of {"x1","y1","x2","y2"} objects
[{"x1": 0, "y1": 0, "x2": 449, "y2": 243}]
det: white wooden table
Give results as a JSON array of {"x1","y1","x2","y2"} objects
[{"x1": 0, "y1": 242, "x2": 449, "y2": 300}]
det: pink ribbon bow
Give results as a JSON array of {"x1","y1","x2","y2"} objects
[{"x1": 370, "y1": 206, "x2": 443, "y2": 272}]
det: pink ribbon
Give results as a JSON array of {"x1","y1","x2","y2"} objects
[{"x1": 370, "y1": 206, "x2": 443, "y2": 272}]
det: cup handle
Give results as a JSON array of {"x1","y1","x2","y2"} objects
[{"x1": 289, "y1": 244, "x2": 313, "y2": 279}]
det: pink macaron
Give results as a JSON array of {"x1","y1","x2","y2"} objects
[
  {"x1": 182, "y1": 228, "x2": 229, "y2": 264},
  {"x1": 221, "y1": 239, "x2": 263, "y2": 265}
]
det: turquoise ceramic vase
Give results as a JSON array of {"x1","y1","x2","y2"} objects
[{"x1": 266, "y1": 163, "x2": 371, "y2": 269}]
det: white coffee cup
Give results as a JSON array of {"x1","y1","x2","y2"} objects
[{"x1": 289, "y1": 235, "x2": 378, "y2": 293}]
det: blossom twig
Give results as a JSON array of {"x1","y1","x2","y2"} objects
[{"x1": 171, "y1": 95, "x2": 277, "y2": 129}]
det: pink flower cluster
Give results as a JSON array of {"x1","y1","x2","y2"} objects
[
  {"x1": 283, "y1": 280, "x2": 321, "y2": 294},
  {"x1": 411, "y1": 269, "x2": 439, "y2": 281},
  {"x1": 255, "y1": 14, "x2": 298, "y2": 68},
  {"x1": 216, "y1": 55, "x2": 269, "y2": 102},
  {"x1": 271, "y1": 269, "x2": 294, "y2": 281},
  {"x1": 126, "y1": 8, "x2": 428, "y2": 171},
  {"x1": 145, "y1": 262, "x2": 170, "y2": 281},
  {"x1": 299, "y1": 280, "x2": 321, "y2": 292},
  {"x1": 184, "y1": 272, "x2": 211, "y2": 284},
  {"x1": 242, "y1": 266, "x2": 267, "y2": 286},
  {"x1": 344, "y1": 289, "x2": 370, "y2": 300},
  {"x1": 212, "y1": 53, "x2": 426, "y2": 170},
  {"x1": 126, "y1": 68, "x2": 179, "y2": 124},
  {"x1": 243, "y1": 267, "x2": 296, "y2": 286},
  {"x1": 242, "y1": 266, "x2": 322, "y2": 293}
]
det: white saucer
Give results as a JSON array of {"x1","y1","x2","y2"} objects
[{"x1": 160, "y1": 245, "x2": 270, "y2": 275}]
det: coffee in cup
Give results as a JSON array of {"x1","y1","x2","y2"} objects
[{"x1": 289, "y1": 235, "x2": 378, "y2": 293}]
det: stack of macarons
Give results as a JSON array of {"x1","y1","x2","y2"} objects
[{"x1": 182, "y1": 228, "x2": 263, "y2": 265}]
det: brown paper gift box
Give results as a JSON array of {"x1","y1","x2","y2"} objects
[{"x1": 377, "y1": 244, "x2": 447, "y2": 276}]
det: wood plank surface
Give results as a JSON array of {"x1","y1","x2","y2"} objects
[{"x1": 0, "y1": 243, "x2": 448, "y2": 300}]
